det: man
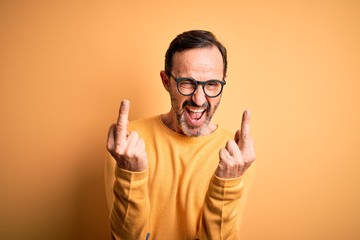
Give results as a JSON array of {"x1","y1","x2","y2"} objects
[{"x1": 105, "y1": 30, "x2": 255, "y2": 239}]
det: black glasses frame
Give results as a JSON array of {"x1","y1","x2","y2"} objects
[{"x1": 168, "y1": 73, "x2": 226, "y2": 98}]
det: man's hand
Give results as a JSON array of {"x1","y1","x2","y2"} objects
[
  {"x1": 107, "y1": 99, "x2": 148, "y2": 172},
  {"x1": 215, "y1": 110, "x2": 255, "y2": 178}
]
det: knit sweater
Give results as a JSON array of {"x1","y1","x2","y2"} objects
[{"x1": 105, "y1": 115, "x2": 255, "y2": 239}]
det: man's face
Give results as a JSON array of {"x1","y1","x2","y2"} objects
[{"x1": 165, "y1": 46, "x2": 225, "y2": 137}]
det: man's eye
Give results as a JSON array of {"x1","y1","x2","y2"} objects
[
  {"x1": 180, "y1": 80, "x2": 196, "y2": 88},
  {"x1": 206, "y1": 81, "x2": 220, "y2": 87}
]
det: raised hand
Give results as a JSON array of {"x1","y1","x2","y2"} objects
[
  {"x1": 215, "y1": 110, "x2": 255, "y2": 178},
  {"x1": 107, "y1": 100, "x2": 148, "y2": 172}
]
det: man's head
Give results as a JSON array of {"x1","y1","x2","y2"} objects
[
  {"x1": 164, "y1": 30, "x2": 227, "y2": 78},
  {"x1": 160, "y1": 30, "x2": 227, "y2": 137}
]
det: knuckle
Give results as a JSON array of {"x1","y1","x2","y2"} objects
[
  {"x1": 108, "y1": 124, "x2": 115, "y2": 134},
  {"x1": 238, "y1": 161, "x2": 245, "y2": 169},
  {"x1": 222, "y1": 158, "x2": 236, "y2": 168},
  {"x1": 227, "y1": 161, "x2": 235, "y2": 168},
  {"x1": 234, "y1": 158, "x2": 245, "y2": 169},
  {"x1": 242, "y1": 133, "x2": 248, "y2": 140},
  {"x1": 124, "y1": 147, "x2": 134, "y2": 158},
  {"x1": 244, "y1": 133, "x2": 252, "y2": 141},
  {"x1": 219, "y1": 147, "x2": 226, "y2": 156},
  {"x1": 128, "y1": 131, "x2": 139, "y2": 140},
  {"x1": 109, "y1": 123, "x2": 116, "y2": 130},
  {"x1": 115, "y1": 122, "x2": 127, "y2": 132},
  {"x1": 106, "y1": 142, "x2": 112, "y2": 152},
  {"x1": 133, "y1": 150, "x2": 144, "y2": 161},
  {"x1": 114, "y1": 144, "x2": 126, "y2": 156},
  {"x1": 226, "y1": 139, "x2": 236, "y2": 148},
  {"x1": 244, "y1": 151, "x2": 255, "y2": 162}
]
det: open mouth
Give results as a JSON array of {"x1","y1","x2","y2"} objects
[{"x1": 185, "y1": 106, "x2": 206, "y2": 125}]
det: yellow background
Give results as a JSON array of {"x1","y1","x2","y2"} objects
[{"x1": 1, "y1": 0, "x2": 359, "y2": 239}]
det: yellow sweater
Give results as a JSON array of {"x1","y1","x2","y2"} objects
[{"x1": 105, "y1": 115, "x2": 255, "y2": 239}]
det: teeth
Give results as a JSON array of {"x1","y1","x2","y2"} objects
[{"x1": 187, "y1": 107, "x2": 205, "y2": 113}]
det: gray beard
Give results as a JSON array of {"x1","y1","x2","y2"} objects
[
  {"x1": 172, "y1": 98, "x2": 219, "y2": 137},
  {"x1": 177, "y1": 111, "x2": 211, "y2": 137}
]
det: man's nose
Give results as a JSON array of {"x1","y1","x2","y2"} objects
[{"x1": 191, "y1": 85, "x2": 207, "y2": 106}]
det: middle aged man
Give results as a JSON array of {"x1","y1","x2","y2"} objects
[{"x1": 105, "y1": 30, "x2": 255, "y2": 239}]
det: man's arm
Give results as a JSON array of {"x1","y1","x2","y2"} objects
[
  {"x1": 106, "y1": 100, "x2": 150, "y2": 239},
  {"x1": 197, "y1": 175, "x2": 244, "y2": 239},
  {"x1": 197, "y1": 110, "x2": 256, "y2": 239},
  {"x1": 110, "y1": 165, "x2": 150, "y2": 239}
]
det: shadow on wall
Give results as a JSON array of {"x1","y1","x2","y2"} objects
[{"x1": 71, "y1": 139, "x2": 111, "y2": 240}]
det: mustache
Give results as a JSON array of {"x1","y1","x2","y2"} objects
[{"x1": 182, "y1": 100, "x2": 210, "y2": 110}]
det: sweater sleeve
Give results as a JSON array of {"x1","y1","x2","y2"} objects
[
  {"x1": 196, "y1": 174, "x2": 245, "y2": 240},
  {"x1": 110, "y1": 166, "x2": 150, "y2": 240}
]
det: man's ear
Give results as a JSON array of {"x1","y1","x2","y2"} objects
[{"x1": 160, "y1": 70, "x2": 170, "y2": 92}]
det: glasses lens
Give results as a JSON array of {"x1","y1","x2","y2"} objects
[
  {"x1": 204, "y1": 80, "x2": 223, "y2": 97},
  {"x1": 175, "y1": 76, "x2": 225, "y2": 97},
  {"x1": 178, "y1": 79, "x2": 196, "y2": 95}
]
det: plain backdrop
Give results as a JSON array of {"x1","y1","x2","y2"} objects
[{"x1": 1, "y1": 0, "x2": 359, "y2": 239}]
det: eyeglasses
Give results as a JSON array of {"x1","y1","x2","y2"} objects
[{"x1": 168, "y1": 73, "x2": 226, "y2": 98}]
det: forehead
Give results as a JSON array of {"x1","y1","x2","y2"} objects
[{"x1": 172, "y1": 46, "x2": 224, "y2": 78}]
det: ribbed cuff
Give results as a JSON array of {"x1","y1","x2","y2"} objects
[
  {"x1": 208, "y1": 175, "x2": 244, "y2": 200},
  {"x1": 115, "y1": 166, "x2": 148, "y2": 182}
]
